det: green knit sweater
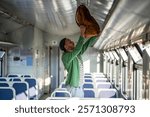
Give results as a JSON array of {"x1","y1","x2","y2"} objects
[{"x1": 62, "y1": 36, "x2": 97, "y2": 87}]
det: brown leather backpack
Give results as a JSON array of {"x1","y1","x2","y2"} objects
[{"x1": 75, "y1": 5, "x2": 100, "y2": 38}]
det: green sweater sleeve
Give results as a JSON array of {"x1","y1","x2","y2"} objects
[
  {"x1": 80, "y1": 36, "x2": 97, "y2": 55},
  {"x1": 62, "y1": 36, "x2": 84, "y2": 69}
]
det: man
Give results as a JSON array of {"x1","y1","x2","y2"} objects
[{"x1": 59, "y1": 25, "x2": 97, "y2": 97}]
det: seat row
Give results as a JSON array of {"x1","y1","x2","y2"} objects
[
  {"x1": 5, "y1": 74, "x2": 32, "y2": 78},
  {"x1": 48, "y1": 72, "x2": 119, "y2": 99},
  {"x1": 0, "y1": 77, "x2": 38, "y2": 100},
  {"x1": 49, "y1": 86, "x2": 118, "y2": 99},
  {"x1": 83, "y1": 73, "x2": 118, "y2": 98}
]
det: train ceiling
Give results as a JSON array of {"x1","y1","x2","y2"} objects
[
  {"x1": 0, "y1": 0, "x2": 149, "y2": 49},
  {"x1": 0, "y1": 0, "x2": 114, "y2": 36},
  {"x1": 94, "y1": 0, "x2": 150, "y2": 49}
]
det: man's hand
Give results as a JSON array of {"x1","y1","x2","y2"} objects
[
  {"x1": 80, "y1": 25, "x2": 86, "y2": 38},
  {"x1": 85, "y1": 33, "x2": 100, "y2": 38},
  {"x1": 80, "y1": 25, "x2": 100, "y2": 38}
]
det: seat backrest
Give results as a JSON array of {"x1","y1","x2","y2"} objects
[
  {"x1": 83, "y1": 83, "x2": 94, "y2": 88},
  {"x1": 24, "y1": 78, "x2": 38, "y2": 100},
  {"x1": 93, "y1": 72, "x2": 104, "y2": 75},
  {"x1": 96, "y1": 82, "x2": 112, "y2": 89},
  {"x1": 94, "y1": 75, "x2": 106, "y2": 78},
  {"x1": 84, "y1": 75, "x2": 92, "y2": 78},
  {"x1": 46, "y1": 97, "x2": 68, "y2": 100},
  {"x1": 84, "y1": 73, "x2": 92, "y2": 75},
  {"x1": 0, "y1": 77, "x2": 10, "y2": 81},
  {"x1": 95, "y1": 78, "x2": 108, "y2": 82},
  {"x1": 98, "y1": 89, "x2": 118, "y2": 98},
  {"x1": 9, "y1": 78, "x2": 22, "y2": 81},
  {"x1": 55, "y1": 88, "x2": 67, "y2": 91},
  {"x1": 21, "y1": 75, "x2": 32, "y2": 77},
  {"x1": 0, "y1": 82, "x2": 9, "y2": 87},
  {"x1": 7, "y1": 74, "x2": 19, "y2": 77},
  {"x1": 84, "y1": 89, "x2": 95, "y2": 98},
  {"x1": 84, "y1": 79, "x2": 93, "y2": 82},
  {"x1": 93, "y1": 73, "x2": 105, "y2": 78},
  {"x1": 12, "y1": 82, "x2": 29, "y2": 100},
  {"x1": 51, "y1": 90, "x2": 71, "y2": 98},
  {"x1": 0, "y1": 78, "x2": 7, "y2": 81},
  {"x1": 0, "y1": 87, "x2": 15, "y2": 100}
]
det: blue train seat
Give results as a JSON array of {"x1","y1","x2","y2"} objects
[
  {"x1": 9, "y1": 78, "x2": 21, "y2": 81},
  {"x1": 21, "y1": 75, "x2": 31, "y2": 77},
  {"x1": 84, "y1": 73, "x2": 92, "y2": 76},
  {"x1": 12, "y1": 82, "x2": 29, "y2": 100},
  {"x1": 84, "y1": 75, "x2": 92, "y2": 78},
  {"x1": 51, "y1": 90, "x2": 71, "y2": 98},
  {"x1": 7, "y1": 74, "x2": 19, "y2": 77},
  {"x1": 0, "y1": 82, "x2": 9, "y2": 87},
  {"x1": 84, "y1": 79, "x2": 93, "y2": 82},
  {"x1": 24, "y1": 78, "x2": 38, "y2": 100},
  {"x1": 0, "y1": 87, "x2": 15, "y2": 100},
  {"x1": 83, "y1": 83, "x2": 94, "y2": 88},
  {"x1": 84, "y1": 89, "x2": 95, "y2": 98},
  {"x1": 0, "y1": 78, "x2": 7, "y2": 81}
]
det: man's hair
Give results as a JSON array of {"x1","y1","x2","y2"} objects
[{"x1": 59, "y1": 38, "x2": 66, "y2": 51}]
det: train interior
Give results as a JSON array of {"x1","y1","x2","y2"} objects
[{"x1": 0, "y1": 0, "x2": 150, "y2": 100}]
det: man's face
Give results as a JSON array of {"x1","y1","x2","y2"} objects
[{"x1": 64, "y1": 39, "x2": 75, "y2": 52}]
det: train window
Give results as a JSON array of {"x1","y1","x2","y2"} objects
[
  {"x1": 0, "y1": 51, "x2": 5, "y2": 77},
  {"x1": 128, "y1": 46, "x2": 142, "y2": 63},
  {"x1": 103, "y1": 53, "x2": 107, "y2": 74},
  {"x1": 111, "y1": 51, "x2": 119, "y2": 88},
  {"x1": 118, "y1": 48, "x2": 128, "y2": 96},
  {"x1": 114, "y1": 49, "x2": 121, "y2": 89},
  {"x1": 105, "y1": 52, "x2": 111, "y2": 59},
  {"x1": 138, "y1": 43, "x2": 143, "y2": 49},
  {"x1": 108, "y1": 51, "x2": 115, "y2": 60},
  {"x1": 126, "y1": 57, "x2": 134, "y2": 99},
  {"x1": 115, "y1": 58, "x2": 122, "y2": 89},
  {"x1": 108, "y1": 51, "x2": 115, "y2": 83},
  {"x1": 118, "y1": 48, "x2": 128, "y2": 97},
  {"x1": 0, "y1": 61, "x2": 1, "y2": 77},
  {"x1": 105, "y1": 52, "x2": 111, "y2": 79},
  {"x1": 112, "y1": 49, "x2": 121, "y2": 89},
  {"x1": 97, "y1": 54, "x2": 100, "y2": 72},
  {"x1": 145, "y1": 46, "x2": 150, "y2": 57},
  {"x1": 112, "y1": 51, "x2": 119, "y2": 60},
  {"x1": 142, "y1": 45, "x2": 150, "y2": 99},
  {"x1": 0, "y1": 51, "x2": 5, "y2": 58},
  {"x1": 115, "y1": 48, "x2": 120, "y2": 55},
  {"x1": 125, "y1": 45, "x2": 143, "y2": 100},
  {"x1": 135, "y1": 43, "x2": 144, "y2": 55},
  {"x1": 137, "y1": 69, "x2": 143, "y2": 99},
  {"x1": 118, "y1": 48, "x2": 128, "y2": 61}
]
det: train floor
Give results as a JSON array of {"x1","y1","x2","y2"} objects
[{"x1": 39, "y1": 94, "x2": 51, "y2": 100}]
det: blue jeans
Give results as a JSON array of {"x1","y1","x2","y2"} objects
[{"x1": 66, "y1": 85, "x2": 84, "y2": 98}]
